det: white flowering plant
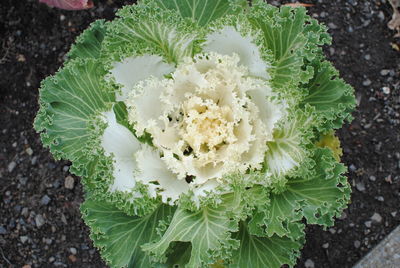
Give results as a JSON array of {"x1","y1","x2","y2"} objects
[{"x1": 35, "y1": 0, "x2": 356, "y2": 267}]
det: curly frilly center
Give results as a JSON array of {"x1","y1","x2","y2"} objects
[{"x1": 126, "y1": 53, "x2": 274, "y2": 186}]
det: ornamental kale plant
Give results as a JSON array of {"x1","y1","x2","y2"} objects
[{"x1": 34, "y1": 0, "x2": 356, "y2": 267}]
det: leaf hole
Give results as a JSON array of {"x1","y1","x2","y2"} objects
[{"x1": 185, "y1": 175, "x2": 195, "y2": 183}]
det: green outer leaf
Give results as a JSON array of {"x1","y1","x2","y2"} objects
[
  {"x1": 81, "y1": 197, "x2": 176, "y2": 268},
  {"x1": 146, "y1": 0, "x2": 248, "y2": 26},
  {"x1": 67, "y1": 20, "x2": 107, "y2": 60},
  {"x1": 34, "y1": 58, "x2": 114, "y2": 162},
  {"x1": 248, "y1": 2, "x2": 330, "y2": 101},
  {"x1": 154, "y1": 242, "x2": 192, "y2": 268},
  {"x1": 265, "y1": 105, "x2": 316, "y2": 179},
  {"x1": 301, "y1": 61, "x2": 356, "y2": 130},
  {"x1": 263, "y1": 148, "x2": 351, "y2": 238},
  {"x1": 102, "y1": 2, "x2": 197, "y2": 65},
  {"x1": 142, "y1": 206, "x2": 239, "y2": 268},
  {"x1": 230, "y1": 222, "x2": 304, "y2": 268}
]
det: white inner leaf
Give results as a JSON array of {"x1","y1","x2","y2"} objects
[
  {"x1": 110, "y1": 54, "x2": 175, "y2": 101},
  {"x1": 101, "y1": 110, "x2": 140, "y2": 192},
  {"x1": 203, "y1": 26, "x2": 270, "y2": 79}
]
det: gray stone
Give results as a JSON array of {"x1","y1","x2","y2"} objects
[
  {"x1": 356, "y1": 182, "x2": 366, "y2": 192},
  {"x1": 382, "y1": 87, "x2": 391, "y2": 94},
  {"x1": 40, "y1": 195, "x2": 51, "y2": 206},
  {"x1": 369, "y1": 175, "x2": 376, "y2": 182},
  {"x1": 31, "y1": 156, "x2": 37, "y2": 165},
  {"x1": 365, "y1": 221, "x2": 372, "y2": 228},
  {"x1": 363, "y1": 79, "x2": 372, "y2": 86},
  {"x1": 371, "y1": 213, "x2": 383, "y2": 223},
  {"x1": 8, "y1": 161, "x2": 16, "y2": 172},
  {"x1": 21, "y1": 207, "x2": 29, "y2": 217},
  {"x1": 70, "y1": 247, "x2": 77, "y2": 255},
  {"x1": 0, "y1": 226, "x2": 7, "y2": 235},
  {"x1": 25, "y1": 147, "x2": 33, "y2": 156},
  {"x1": 328, "y1": 22, "x2": 338, "y2": 29},
  {"x1": 349, "y1": 164, "x2": 357, "y2": 172},
  {"x1": 354, "y1": 240, "x2": 361, "y2": 248},
  {"x1": 377, "y1": 10, "x2": 385, "y2": 21},
  {"x1": 19, "y1": 176, "x2": 28, "y2": 185},
  {"x1": 305, "y1": 259, "x2": 315, "y2": 268},
  {"x1": 64, "y1": 176, "x2": 75, "y2": 190},
  {"x1": 35, "y1": 214, "x2": 45, "y2": 228},
  {"x1": 20, "y1": 236, "x2": 28, "y2": 243}
]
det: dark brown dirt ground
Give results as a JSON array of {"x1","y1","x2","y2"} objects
[{"x1": 0, "y1": 0, "x2": 399, "y2": 267}]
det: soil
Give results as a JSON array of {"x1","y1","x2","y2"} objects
[{"x1": 0, "y1": 0, "x2": 399, "y2": 268}]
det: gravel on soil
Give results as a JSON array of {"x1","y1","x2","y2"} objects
[{"x1": 1, "y1": 0, "x2": 399, "y2": 268}]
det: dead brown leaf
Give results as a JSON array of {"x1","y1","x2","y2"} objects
[
  {"x1": 283, "y1": 3, "x2": 314, "y2": 8},
  {"x1": 388, "y1": 0, "x2": 400, "y2": 37}
]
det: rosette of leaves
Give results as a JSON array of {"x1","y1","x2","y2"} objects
[{"x1": 34, "y1": 0, "x2": 355, "y2": 267}]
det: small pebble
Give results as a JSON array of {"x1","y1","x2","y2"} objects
[
  {"x1": 362, "y1": 79, "x2": 372, "y2": 86},
  {"x1": 347, "y1": 25, "x2": 354, "y2": 33},
  {"x1": 305, "y1": 259, "x2": 315, "y2": 268},
  {"x1": 0, "y1": 226, "x2": 7, "y2": 235},
  {"x1": 21, "y1": 207, "x2": 29, "y2": 217},
  {"x1": 364, "y1": 54, "x2": 371, "y2": 60},
  {"x1": 339, "y1": 212, "x2": 347, "y2": 220},
  {"x1": 328, "y1": 22, "x2": 338, "y2": 29},
  {"x1": 8, "y1": 161, "x2": 16, "y2": 172},
  {"x1": 40, "y1": 195, "x2": 51, "y2": 206},
  {"x1": 371, "y1": 212, "x2": 382, "y2": 223},
  {"x1": 322, "y1": 243, "x2": 329, "y2": 249},
  {"x1": 19, "y1": 176, "x2": 28, "y2": 185},
  {"x1": 391, "y1": 212, "x2": 397, "y2": 217},
  {"x1": 70, "y1": 247, "x2": 77, "y2": 255},
  {"x1": 349, "y1": 164, "x2": 357, "y2": 172},
  {"x1": 35, "y1": 214, "x2": 45, "y2": 228},
  {"x1": 378, "y1": 11, "x2": 385, "y2": 21},
  {"x1": 375, "y1": 196, "x2": 384, "y2": 202},
  {"x1": 354, "y1": 240, "x2": 361, "y2": 248},
  {"x1": 20, "y1": 236, "x2": 29, "y2": 243},
  {"x1": 381, "y1": 87, "x2": 390, "y2": 94},
  {"x1": 380, "y1": 69, "x2": 390, "y2": 76},
  {"x1": 68, "y1": 255, "x2": 77, "y2": 263},
  {"x1": 61, "y1": 214, "x2": 68, "y2": 225},
  {"x1": 356, "y1": 182, "x2": 366, "y2": 192},
  {"x1": 364, "y1": 221, "x2": 372, "y2": 228},
  {"x1": 31, "y1": 156, "x2": 37, "y2": 165},
  {"x1": 369, "y1": 175, "x2": 376, "y2": 182},
  {"x1": 25, "y1": 147, "x2": 33, "y2": 155},
  {"x1": 64, "y1": 176, "x2": 75, "y2": 189}
]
